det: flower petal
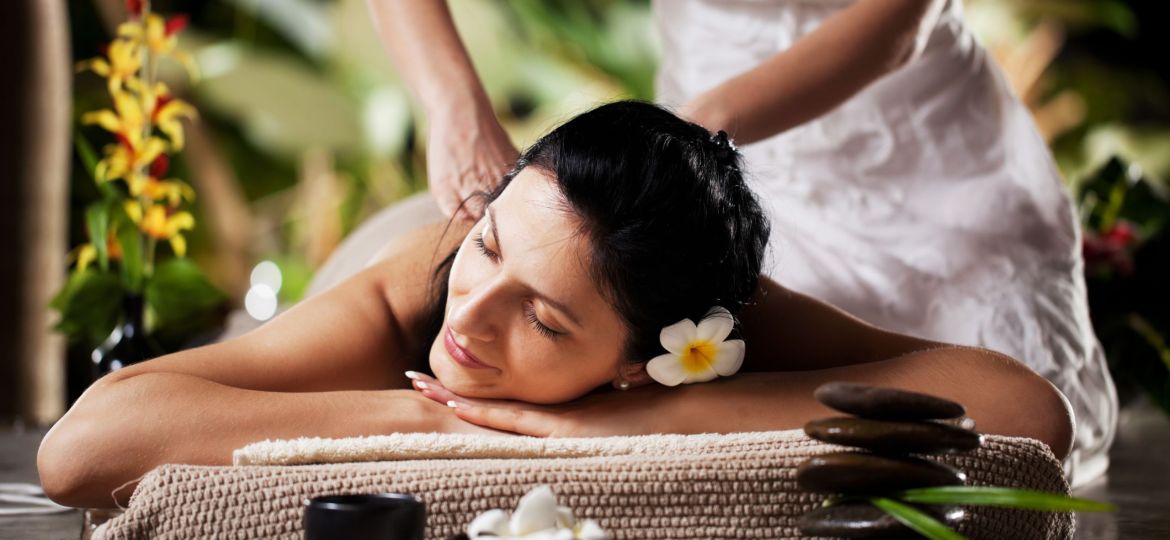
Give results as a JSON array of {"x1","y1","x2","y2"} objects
[
  {"x1": 468, "y1": 509, "x2": 510, "y2": 537},
  {"x1": 165, "y1": 211, "x2": 195, "y2": 235},
  {"x1": 682, "y1": 367, "x2": 719, "y2": 385},
  {"x1": 169, "y1": 234, "x2": 187, "y2": 257},
  {"x1": 554, "y1": 506, "x2": 575, "y2": 529},
  {"x1": 646, "y1": 353, "x2": 688, "y2": 387},
  {"x1": 510, "y1": 486, "x2": 559, "y2": 535},
  {"x1": 659, "y1": 319, "x2": 696, "y2": 355},
  {"x1": 695, "y1": 306, "x2": 734, "y2": 343},
  {"x1": 80, "y1": 110, "x2": 122, "y2": 133},
  {"x1": 711, "y1": 339, "x2": 745, "y2": 377},
  {"x1": 76, "y1": 244, "x2": 96, "y2": 272},
  {"x1": 575, "y1": 519, "x2": 610, "y2": 540}
]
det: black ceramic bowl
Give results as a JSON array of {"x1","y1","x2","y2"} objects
[{"x1": 303, "y1": 493, "x2": 425, "y2": 540}]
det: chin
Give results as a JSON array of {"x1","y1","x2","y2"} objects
[{"x1": 427, "y1": 336, "x2": 499, "y2": 399}]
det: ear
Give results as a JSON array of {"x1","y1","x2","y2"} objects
[{"x1": 617, "y1": 361, "x2": 656, "y2": 388}]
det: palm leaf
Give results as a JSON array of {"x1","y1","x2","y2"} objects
[
  {"x1": 869, "y1": 497, "x2": 967, "y2": 540},
  {"x1": 896, "y1": 486, "x2": 1115, "y2": 512}
]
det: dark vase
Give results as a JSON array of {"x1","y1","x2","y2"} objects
[{"x1": 91, "y1": 294, "x2": 163, "y2": 380}]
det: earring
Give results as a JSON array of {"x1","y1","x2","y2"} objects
[{"x1": 614, "y1": 377, "x2": 631, "y2": 391}]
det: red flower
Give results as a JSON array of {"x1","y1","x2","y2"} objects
[
  {"x1": 1082, "y1": 220, "x2": 1139, "y2": 276},
  {"x1": 126, "y1": 0, "x2": 143, "y2": 17},
  {"x1": 164, "y1": 14, "x2": 189, "y2": 37},
  {"x1": 149, "y1": 154, "x2": 170, "y2": 178},
  {"x1": 152, "y1": 94, "x2": 173, "y2": 121}
]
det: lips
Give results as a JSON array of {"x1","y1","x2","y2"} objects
[{"x1": 444, "y1": 327, "x2": 493, "y2": 370}]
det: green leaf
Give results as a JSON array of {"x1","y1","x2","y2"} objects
[
  {"x1": 85, "y1": 203, "x2": 111, "y2": 271},
  {"x1": 49, "y1": 269, "x2": 125, "y2": 346},
  {"x1": 113, "y1": 207, "x2": 144, "y2": 292},
  {"x1": 74, "y1": 132, "x2": 119, "y2": 199},
  {"x1": 145, "y1": 258, "x2": 227, "y2": 346},
  {"x1": 870, "y1": 497, "x2": 967, "y2": 540},
  {"x1": 896, "y1": 486, "x2": 1116, "y2": 512},
  {"x1": 74, "y1": 131, "x2": 100, "y2": 179}
]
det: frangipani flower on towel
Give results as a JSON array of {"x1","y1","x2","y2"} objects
[
  {"x1": 467, "y1": 485, "x2": 610, "y2": 540},
  {"x1": 646, "y1": 306, "x2": 745, "y2": 386}
]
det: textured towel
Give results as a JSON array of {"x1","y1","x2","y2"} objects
[
  {"x1": 232, "y1": 430, "x2": 813, "y2": 465},
  {"x1": 95, "y1": 431, "x2": 1074, "y2": 540}
]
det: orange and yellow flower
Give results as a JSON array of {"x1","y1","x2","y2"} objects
[
  {"x1": 116, "y1": 12, "x2": 198, "y2": 80},
  {"x1": 143, "y1": 155, "x2": 196, "y2": 207},
  {"x1": 76, "y1": 38, "x2": 142, "y2": 94},
  {"x1": 124, "y1": 201, "x2": 195, "y2": 257}
]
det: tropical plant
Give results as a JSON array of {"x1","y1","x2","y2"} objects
[{"x1": 53, "y1": 0, "x2": 225, "y2": 357}]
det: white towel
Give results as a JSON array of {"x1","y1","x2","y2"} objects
[{"x1": 232, "y1": 429, "x2": 809, "y2": 465}]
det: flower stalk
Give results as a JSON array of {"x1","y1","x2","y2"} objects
[{"x1": 75, "y1": 0, "x2": 199, "y2": 291}]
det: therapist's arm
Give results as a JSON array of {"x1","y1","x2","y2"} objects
[
  {"x1": 366, "y1": 0, "x2": 486, "y2": 118},
  {"x1": 365, "y1": 0, "x2": 517, "y2": 218},
  {"x1": 681, "y1": 0, "x2": 945, "y2": 144}
]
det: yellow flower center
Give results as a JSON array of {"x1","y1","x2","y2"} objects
[{"x1": 680, "y1": 340, "x2": 717, "y2": 374}]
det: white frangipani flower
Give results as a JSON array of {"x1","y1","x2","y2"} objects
[
  {"x1": 645, "y1": 306, "x2": 745, "y2": 386},
  {"x1": 467, "y1": 486, "x2": 610, "y2": 540}
]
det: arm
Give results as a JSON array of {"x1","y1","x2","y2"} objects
[
  {"x1": 672, "y1": 348, "x2": 1074, "y2": 460},
  {"x1": 366, "y1": 0, "x2": 517, "y2": 218},
  {"x1": 730, "y1": 276, "x2": 1073, "y2": 458},
  {"x1": 423, "y1": 277, "x2": 1074, "y2": 459},
  {"x1": 681, "y1": 0, "x2": 945, "y2": 144},
  {"x1": 37, "y1": 222, "x2": 487, "y2": 508}
]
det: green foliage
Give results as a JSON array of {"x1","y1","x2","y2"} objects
[
  {"x1": 145, "y1": 258, "x2": 229, "y2": 349},
  {"x1": 1078, "y1": 156, "x2": 1170, "y2": 414},
  {"x1": 823, "y1": 488, "x2": 1114, "y2": 540},
  {"x1": 50, "y1": 269, "x2": 123, "y2": 347},
  {"x1": 868, "y1": 497, "x2": 965, "y2": 540},
  {"x1": 896, "y1": 486, "x2": 1115, "y2": 512}
]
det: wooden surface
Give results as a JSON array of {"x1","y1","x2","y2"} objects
[{"x1": 3, "y1": 399, "x2": 1168, "y2": 539}]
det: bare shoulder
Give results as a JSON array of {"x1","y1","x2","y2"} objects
[
  {"x1": 739, "y1": 276, "x2": 937, "y2": 371},
  {"x1": 367, "y1": 219, "x2": 473, "y2": 350}
]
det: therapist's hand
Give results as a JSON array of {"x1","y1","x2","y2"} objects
[
  {"x1": 678, "y1": 89, "x2": 736, "y2": 136},
  {"x1": 427, "y1": 106, "x2": 518, "y2": 221}
]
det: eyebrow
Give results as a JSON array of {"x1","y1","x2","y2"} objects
[{"x1": 486, "y1": 205, "x2": 584, "y2": 328}]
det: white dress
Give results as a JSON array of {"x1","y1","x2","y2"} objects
[{"x1": 653, "y1": 0, "x2": 1116, "y2": 487}]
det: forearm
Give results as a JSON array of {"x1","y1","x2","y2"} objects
[
  {"x1": 689, "y1": 0, "x2": 942, "y2": 144},
  {"x1": 366, "y1": 0, "x2": 491, "y2": 117},
  {"x1": 38, "y1": 372, "x2": 438, "y2": 508},
  {"x1": 672, "y1": 347, "x2": 1073, "y2": 458}
]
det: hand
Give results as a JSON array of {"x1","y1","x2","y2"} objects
[
  {"x1": 406, "y1": 371, "x2": 676, "y2": 437},
  {"x1": 426, "y1": 106, "x2": 519, "y2": 221},
  {"x1": 678, "y1": 87, "x2": 734, "y2": 134},
  {"x1": 393, "y1": 388, "x2": 510, "y2": 436}
]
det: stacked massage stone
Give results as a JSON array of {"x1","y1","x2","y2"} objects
[{"x1": 796, "y1": 382, "x2": 984, "y2": 538}]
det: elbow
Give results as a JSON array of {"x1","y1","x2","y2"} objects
[
  {"x1": 38, "y1": 418, "x2": 101, "y2": 507},
  {"x1": 974, "y1": 350, "x2": 1074, "y2": 460},
  {"x1": 37, "y1": 377, "x2": 138, "y2": 508},
  {"x1": 1028, "y1": 376, "x2": 1075, "y2": 461}
]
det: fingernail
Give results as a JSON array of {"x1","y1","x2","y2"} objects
[
  {"x1": 415, "y1": 381, "x2": 429, "y2": 390},
  {"x1": 405, "y1": 371, "x2": 421, "y2": 380},
  {"x1": 446, "y1": 400, "x2": 459, "y2": 409}
]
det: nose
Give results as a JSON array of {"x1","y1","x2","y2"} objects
[{"x1": 447, "y1": 278, "x2": 505, "y2": 343}]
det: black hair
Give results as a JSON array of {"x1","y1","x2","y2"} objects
[{"x1": 421, "y1": 100, "x2": 770, "y2": 366}]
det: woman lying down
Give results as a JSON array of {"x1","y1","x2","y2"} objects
[{"x1": 38, "y1": 101, "x2": 1073, "y2": 508}]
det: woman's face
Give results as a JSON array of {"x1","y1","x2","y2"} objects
[{"x1": 428, "y1": 167, "x2": 631, "y2": 403}]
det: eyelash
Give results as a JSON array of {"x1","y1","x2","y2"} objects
[
  {"x1": 473, "y1": 232, "x2": 563, "y2": 340},
  {"x1": 473, "y1": 233, "x2": 498, "y2": 262}
]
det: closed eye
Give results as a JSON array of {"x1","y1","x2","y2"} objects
[
  {"x1": 473, "y1": 233, "x2": 499, "y2": 262},
  {"x1": 473, "y1": 232, "x2": 564, "y2": 340},
  {"x1": 525, "y1": 303, "x2": 565, "y2": 340}
]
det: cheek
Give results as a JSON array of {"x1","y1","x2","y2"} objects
[{"x1": 505, "y1": 339, "x2": 621, "y2": 403}]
